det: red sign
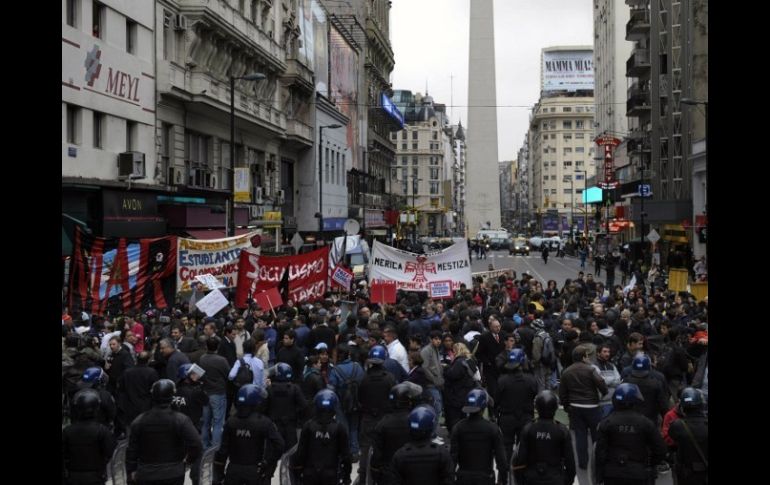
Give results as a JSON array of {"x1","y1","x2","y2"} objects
[
  {"x1": 254, "y1": 287, "x2": 282, "y2": 312},
  {"x1": 234, "y1": 246, "x2": 329, "y2": 308},
  {"x1": 369, "y1": 281, "x2": 397, "y2": 304},
  {"x1": 331, "y1": 264, "x2": 354, "y2": 290},
  {"x1": 597, "y1": 138, "x2": 620, "y2": 190},
  {"x1": 595, "y1": 136, "x2": 622, "y2": 147},
  {"x1": 695, "y1": 214, "x2": 707, "y2": 228}
]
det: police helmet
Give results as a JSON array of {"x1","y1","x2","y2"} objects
[
  {"x1": 631, "y1": 354, "x2": 651, "y2": 376},
  {"x1": 462, "y1": 388, "x2": 488, "y2": 414},
  {"x1": 151, "y1": 379, "x2": 176, "y2": 405},
  {"x1": 367, "y1": 345, "x2": 389, "y2": 364},
  {"x1": 273, "y1": 363, "x2": 293, "y2": 382},
  {"x1": 612, "y1": 383, "x2": 644, "y2": 409},
  {"x1": 679, "y1": 387, "x2": 705, "y2": 414},
  {"x1": 72, "y1": 389, "x2": 101, "y2": 420},
  {"x1": 534, "y1": 390, "x2": 559, "y2": 419},
  {"x1": 389, "y1": 382, "x2": 424, "y2": 410},
  {"x1": 407, "y1": 406, "x2": 437, "y2": 440},
  {"x1": 236, "y1": 384, "x2": 265, "y2": 408},
  {"x1": 81, "y1": 367, "x2": 106, "y2": 386},
  {"x1": 177, "y1": 363, "x2": 193, "y2": 383},
  {"x1": 505, "y1": 348, "x2": 527, "y2": 370},
  {"x1": 314, "y1": 389, "x2": 338, "y2": 413}
]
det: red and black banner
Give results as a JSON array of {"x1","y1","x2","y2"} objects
[{"x1": 68, "y1": 226, "x2": 177, "y2": 316}]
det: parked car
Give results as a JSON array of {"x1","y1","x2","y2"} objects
[
  {"x1": 489, "y1": 237, "x2": 510, "y2": 250},
  {"x1": 510, "y1": 237, "x2": 530, "y2": 255}
]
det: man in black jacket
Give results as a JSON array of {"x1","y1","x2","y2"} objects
[
  {"x1": 474, "y1": 316, "x2": 506, "y2": 417},
  {"x1": 199, "y1": 336, "x2": 231, "y2": 450},
  {"x1": 126, "y1": 379, "x2": 202, "y2": 485},
  {"x1": 276, "y1": 329, "x2": 306, "y2": 383},
  {"x1": 118, "y1": 351, "x2": 159, "y2": 430}
]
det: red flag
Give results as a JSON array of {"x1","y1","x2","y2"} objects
[
  {"x1": 369, "y1": 281, "x2": 397, "y2": 304},
  {"x1": 254, "y1": 287, "x2": 282, "y2": 312}
]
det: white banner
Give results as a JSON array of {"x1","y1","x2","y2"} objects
[
  {"x1": 195, "y1": 289, "x2": 229, "y2": 317},
  {"x1": 368, "y1": 240, "x2": 472, "y2": 292},
  {"x1": 177, "y1": 231, "x2": 261, "y2": 292}
]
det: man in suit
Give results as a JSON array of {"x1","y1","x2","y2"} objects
[{"x1": 475, "y1": 316, "x2": 506, "y2": 417}]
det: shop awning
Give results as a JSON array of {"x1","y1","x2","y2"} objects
[{"x1": 184, "y1": 228, "x2": 253, "y2": 239}]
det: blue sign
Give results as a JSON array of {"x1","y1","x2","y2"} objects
[
  {"x1": 68, "y1": 147, "x2": 77, "y2": 157},
  {"x1": 381, "y1": 93, "x2": 404, "y2": 129},
  {"x1": 583, "y1": 186, "x2": 603, "y2": 204},
  {"x1": 638, "y1": 184, "x2": 651, "y2": 197},
  {"x1": 322, "y1": 218, "x2": 347, "y2": 231}
]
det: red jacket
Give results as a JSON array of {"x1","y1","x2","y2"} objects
[
  {"x1": 689, "y1": 330, "x2": 708, "y2": 345},
  {"x1": 661, "y1": 405, "x2": 683, "y2": 447}
]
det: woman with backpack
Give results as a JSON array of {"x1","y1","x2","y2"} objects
[{"x1": 443, "y1": 342, "x2": 480, "y2": 432}]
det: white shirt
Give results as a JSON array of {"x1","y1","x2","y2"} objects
[{"x1": 387, "y1": 339, "x2": 409, "y2": 373}]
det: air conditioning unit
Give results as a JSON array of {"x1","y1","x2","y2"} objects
[
  {"x1": 174, "y1": 14, "x2": 188, "y2": 31},
  {"x1": 276, "y1": 189, "x2": 285, "y2": 204},
  {"x1": 172, "y1": 167, "x2": 185, "y2": 185},
  {"x1": 118, "y1": 152, "x2": 146, "y2": 180},
  {"x1": 250, "y1": 205, "x2": 264, "y2": 219},
  {"x1": 210, "y1": 175, "x2": 217, "y2": 188},
  {"x1": 253, "y1": 186, "x2": 263, "y2": 204}
]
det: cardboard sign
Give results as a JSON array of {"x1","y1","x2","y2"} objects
[
  {"x1": 428, "y1": 280, "x2": 453, "y2": 300},
  {"x1": 331, "y1": 264, "x2": 354, "y2": 290},
  {"x1": 195, "y1": 289, "x2": 229, "y2": 317},
  {"x1": 369, "y1": 281, "x2": 397, "y2": 304},
  {"x1": 194, "y1": 273, "x2": 226, "y2": 290},
  {"x1": 254, "y1": 287, "x2": 283, "y2": 312}
]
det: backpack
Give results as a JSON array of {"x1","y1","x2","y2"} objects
[
  {"x1": 233, "y1": 358, "x2": 254, "y2": 388},
  {"x1": 334, "y1": 366, "x2": 360, "y2": 414},
  {"x1": 537, "y1": 330, "x2": 556, "y2": 368}
]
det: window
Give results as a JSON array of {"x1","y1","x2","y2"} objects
[
  {"x1": 576, "y1": 174, "x2": 584, "y2": 180},
  {"x1": 551, "y1": 161, "x2": 556, "y2": 167},
  {"x1": 412, "y1": 167, "x2": 418, "y2": 177},
  {"x1": 412, "y1": 156, "x2": 418, "y2": 165},
  {"x1": 550, "y1": 107, "x2": 556, "y2": 113},
  {"x1": 126, "y1": 19, "x2": 137, "y2": 54},
  {"x1": 251, "y1": 0, "x2": 258, "y2": 23},
  {"x1": 336, "y1": 151, "x2": 341, "y2": 185},
  {"x1": 391, "y1": 168, "x2": 397, "y2": 179},
  {"x1": 432, "y1": 132, "x2": 438, "y2": 140},
  {"x1": 391, "y1": 133, "x2": 397, "y2": 140},
  {"x1": 342, "y1": 155, "x2": 346, "y2": 184},
  {"x1": 550, "y1": 134, "x2": 556, "y2": 139},
  {"x1": 163, "y1": 11, "x2": 173, "y2": 60},
  {"x1": 66, "y1": 104, "x2": 80, "y2": 144},
  {"x1": 551, "y1": 175, "x2": 556, "y2": 180},
  {"x1": 430, "y1": 182, "x2": 439, "y2": 194},
  {"x1": 543, "y1": 148, "x2": 549, "y2": 154},
  {"x1": 564, "y1": 161, "x2": 573, "y2": 167},
  {"x1": 575, "y1": 133, "x2": 585, "y2": 139},
  {"x1": 576, "y1": 147, "x2": 585, "y2": 153},
  {"x1": 564, "y1": 189, "x2": 573, "y2": 194},
  {"x1": 563, "y1": 148, "x2": 573, "y2": 156},
  {"x1": 401, "y1": 168, "x2": 407, "y2": 179},
  {"x1": 549, "y1": 122, "x2": 556, "y2": 129},
  {"x1": 402, "y1": 131, "x2": 407, "y2": 139},
  {"x1": 93, "y1": 1, "x2": 104, "y2": 38},
  {"x1": 430, "y1": 168, "x2": 439, "y2": 180},
  {"x1": 185, "y1": 132, "x2": 209, "y2": 165},
  {"x1": 239, "y1": 0, "x2": 246, "y2": 15},
  {"x1": 576, "y1": 120, "x2": 585, "y2": 129},
  {"x1": 93, "y1": 111, "x2": 103, "y2": 148},
  {"x1": 401, "y1": 156, "x2": 407, "y2": 166},
  {"x1": 430, "y1": 157, "x2": 438, "y2": 165},
  {"x1": 543, "y1": 164, "x2": 548, "y2": 171},
  {"x1": 66, "y1": 0, "x2": 78, "y2": 27},
  {"x1": 402, "y1": 181, "x2": 408, "y2": 194},
  {"x1": 576, "y1": 161, "x2": 584, "y2": 167},
  {"x1": 161, "y1": 123, "x2": 172, "y2": 180},
  {"x1": 325, "y1": 148, "x2": 329, "y2": 183},
  {"x1": 563, "y1": 134, "x2": 572, "y2": 141},
  {"x1": 563, "y1": 121, "x2": 572, "y2": 129},
  {"x1": 551, "y1": 189, "x2": 557, "y2": 194},
  {"x1": 543, "y1": 176, "x2": 549, "y2": 182},
  {"x1": 126, "y1": 120, "x2": 137, "y2": 151},
  {"x1": 412, "y1": 131, "x2": 418, "y2": 140},
  {"x1": 563, "y1": 107, "x2": 572, "y2": 112},
  {"x1": 431, "y1": 198, "x2": 440, "y2": 208},
  {"x1": 542, "y1": 122, "x2": 548, "y2": 130},
  {"x1": 412, "y1": 143, "x2": 418, "y2": 150},
  {"x1": 402, "y1": 143, "x2": 407, "y2": 150},
  {"x1": 576, "y1": 106, "x2": 584, "y2": 113}
]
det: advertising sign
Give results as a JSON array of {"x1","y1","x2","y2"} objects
[{"x1": 542, "y1": 49, "x2": 594, "y2": 92}]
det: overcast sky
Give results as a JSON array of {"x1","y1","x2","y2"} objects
[{"x1": 391, "y1": 0, "x2": 593, "y2": 161}]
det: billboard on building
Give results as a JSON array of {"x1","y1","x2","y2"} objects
[
  {"x1": 542, "y1": 49, "x2": 594, "y2": 92},
  {"x1": 298, "y1": 0, "x2": 314, "y2": 69},
  {"x1": 330, "y1": 25, "x2": 360, "y2": 168}
]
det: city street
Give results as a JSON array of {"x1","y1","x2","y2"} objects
[{"x1": 471, "y1": 249, "x2": 597, "y2": 286}]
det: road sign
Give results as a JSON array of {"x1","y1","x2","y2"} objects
[
  {"x1": 638, "y1": 184, "x2": 651, "y2": 197},
  {"x1": 647, "y1": 229, "x2": 660, "y2": 243},
  {"x1": 290, "y1": 233, "x2": 304, "y2": 254}
]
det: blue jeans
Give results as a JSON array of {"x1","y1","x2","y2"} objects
[
  {"x1": 202, "y1": 393, "x2": 226, "y2": 449},
  {"x1": 568, "y1": 406, "x2": 602, "y2": 468},
  {"x1": 427, "y1": 386, "x2": 443, "y2": 420}
]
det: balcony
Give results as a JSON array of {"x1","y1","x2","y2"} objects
[
  {"x1": 626, "y1": 83, "x2": 651, "y2": 116},
  {"x1": 627, "y1": 137, "x2": 651, "y2": 154},
  {"x1": 281, "y1": 58, "x2": 314, "y2": 96},
  {"x1": 285, "y1": 118, "x2": 313, "y2": 148},
  {"x1": 626, "y1": 49, "x2": 651, "y2": 77},
  {"x1": 625, "y1": 8, "x2": 650, "y2": 41}
]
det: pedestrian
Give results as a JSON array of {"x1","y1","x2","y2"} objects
[
  {"x1": 443, "y1": 342, "x2": 480, "y2": 431},
  {"x1": 392, "y1": 406, "x2": 453, "y2": 485},
  {"x1": 126, "y1": 379, "x2": 203, "y2": 485},
  {"x1": 450, "y1": 389, "x2": 508, "y2": 485},
  {"x1": 199, "y1": 336, "x2": 231, "y2": 450},
  {"x1": 495, "y1": 348, "x2": 538, "y2": 463},
  {"x1": 118, "y1": 351, "x2": 159, "y2": 429},
  {"x1": 62, "y1": 390, "x2": 117, "y2": 485},
  {"x1": 595, "y1": 383, "x2": 667, "y2": 485},
  {"x1": 512, "y1": 390, "x2": 576, "y2": 485},
  {"x1": 541, "y1": 244, "x2": 549, "y2": 265},
  {"x1": 579, "y1": 246, "x2": 587, "y2": 269},
  {"x1": 214, "y1": 384, "x2": 285, "y2": 485}
]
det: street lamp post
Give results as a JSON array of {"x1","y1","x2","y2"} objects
[
  {"x1": 228, "y1": 72, "x2": 266, "y2": 237},
  {"x1": 317, "y1": 124, "x2": 342, "y2": 234}
]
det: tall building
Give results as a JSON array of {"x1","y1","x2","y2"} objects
[
  {"x1": 499, "y1": 161, "x2": 515, "y2": 229},
  {"x1": 686, "y1": 0, "x2": 707, "y2": 258},
  {"x1": 515, "y1": 137, "x2": 530, "y2": 233},
  {"x1": 465, "y1": 0, "x2": 502, "y2": 235},
  {"x1": 624, "y1": 0, "x2": 700, "y2": 248}
]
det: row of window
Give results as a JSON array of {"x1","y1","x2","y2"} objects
[
  {"x1": 542, "y1": 120, "x2": 588, "y2": 130},
  {"x1": 543, "y1": 174, "x2": 586, "y2": 181},
  {"x1": 400, "y1": 156, "x2": 440, "y2": 165},
  {"x1": 391, "y1": 130, "x2": 441, "y2": 140},
  {"x1": 400, "y1": 180, "x2": 442, "y2": 195},
  {"x1": 65, "y1": 104, "x2": 137, "y2": 151},
  {"x1": 324, "y1": 146, "x2": 346, "y2": 186},
  {"x1": 543, "y1": 161, "x2": 587, "y2": 168},
  {"x1": 541, "y1": 106, "x2": 594, "y2": 113},
  {"x1": 543, "y1": 147, "x2": 588, "y2": 154},
  {"x1": 66, "y1": 0, "x2": 139, "y2": 55},
  {"x1": 399, "y1": 142, "x2": 444, "y2": 151}
]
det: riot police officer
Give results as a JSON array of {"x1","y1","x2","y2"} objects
[
  {"x1": 358, "y1": 345, "x2": 398, "y2": 483},
  {"x1": 513, "y1": 390, "x2": 576, "y2": 485},
  {"x1": 391, "y1": 406, "x2": 453, "y2": 485},
  {"x1": 450, "y1": 389, "x2": 508, "y2": 485},
  {"x1": 622, "y1": 354, "x2": 668, "y2": 425},
  {"x1": 595, "y1": 383, "x2": 667, "y2": 485},
  {"x1": 214, "y1": 384, "x2": 285, "y2": 485},
  {"x1": 496, "y1": 348, "x2": 538, "y2": 464},
  {"x1": 265, "y1": 362, "x2": 306, "y2": 451},
  {"x1": 292, "y1": 389, "x2": 352, "y2": 485},
  {"x1": 370, "y1": 382, "x2": 424, "y2": 485},
  {"x1": 79, "y1": 367, "x2": 117, "y2": 431},
  {"x1": 62, "y1": 389, "x2": 117, "y2": 485},
  {"x1": 668, "y1": 387, "x2": 708, "y2": 485},
  {"x1": 126, "y1": 379, "x2": 202, "y2": 485},
  {"x1": 173, "y1": 363, "x2": 209, "y2": 433}
]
